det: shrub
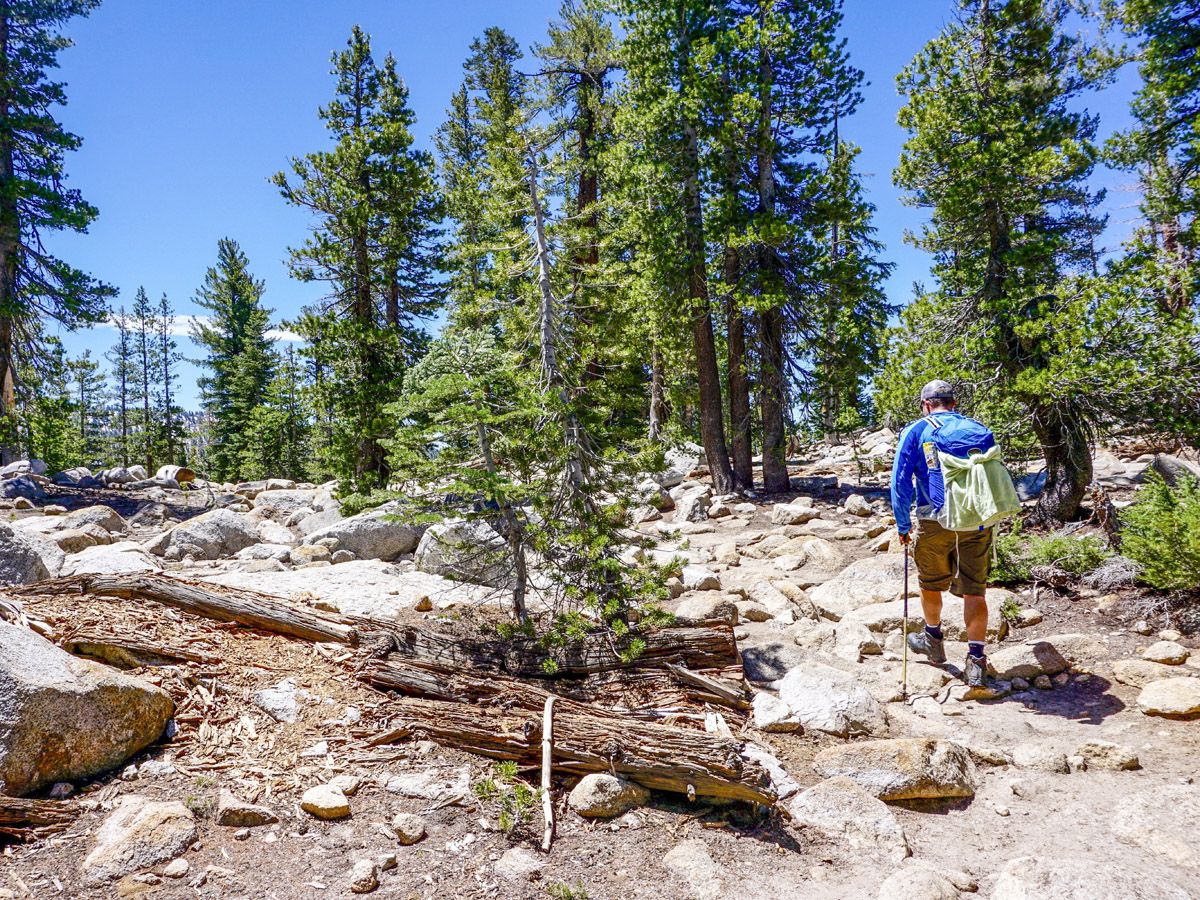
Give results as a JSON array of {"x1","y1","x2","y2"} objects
[
  {"x1": 990, "y1": 520, "x2": 1112, "y2": 583},
  {"x1": 1120, "y1": 472, "x2": 1200, "y2": 591},
  {"x1": 472, "y1": 761, "x2": 541, "y2": 836}
]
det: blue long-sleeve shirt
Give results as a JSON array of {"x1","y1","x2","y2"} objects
[{"x1": 890, "y1": 412, "x2": 958, "y2": 534}]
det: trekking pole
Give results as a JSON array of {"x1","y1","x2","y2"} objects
[{"x1": 902, "y1": 541, "x2": 910, "y2": 699}]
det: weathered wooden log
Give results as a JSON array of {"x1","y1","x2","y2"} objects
[
  {"x1": 0, "y1": 797, "x2": 78, "y2": 841},
  {"x1": 353, "y1": 617, "x2": 740, "y2": 678},
  {"x1": 372, "y1": 697, "x2": 775, "y2": 807},
  {"x1": 62, "y1": 632, "x2": 221, "y2": 668},
  {"x1": 361, "y1": 658, "x2": 748, "y2": 717},
  {"x1": 11, "y1": 574, "x2": 355, "y2": 644}
]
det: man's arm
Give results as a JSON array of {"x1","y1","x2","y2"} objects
[{"x1": 891, "y1": 423, "x2": 921, "y2": 536}]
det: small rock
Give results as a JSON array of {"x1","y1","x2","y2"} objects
[
  {"x1": 1142, "y1": 640, "x2": 1190, "y2": 665},
  {"x1": 391, "y1": 812, "x2": 426, "y2": 845},
  {"x1": 494, "y1": 847, "x2": 544, "y2": 881},
  {"x1": 1012, "y1": 742, "x2": 1068, "y2": 774},
  {"x1": 233, "y1": 828, "x2": 250, "y2": 841},
  {"x1": 1137, "y1": 677, "x2": 1200, "y2": 718},
  {"x1": 675, "y1": 593, "x2": 737, "y2": 623},
  {"x1": 215, "y1": 791, "x2": 277, "y2": 828},
  {"x1": 751, "y1": 692, "x2": 803, "y2": 733},
  {"x1": 568, "y1": 773, "x2": 649, "y2": 818},
  {"x1": 162, "y1": 859, "x2": 189, "y2": 879},
  {"x1": 680, "y1": 566, "x2": 721, "y2": 592},
  {"x1": 413, "y1": 594, "x2": 433, "y2": 612},
  {"x1": 876, "y1": 865, "x2": 962, "y2": 900},
  {"x1": 1033, "y1": 674, "x2": 1052, "y2": 690},
  {"x1": 348, "y1": 859, "x2": 379, "y2": 894},
  {"x1": 1016, "y1": 608, "x2": 1043, "y2": 627},
  {"x1": 988, "y1": 641, "x2": 1068, "y2": 680},
  {"x1": 1133, "y1": 619, "x2": 1154, "y2": 635},
  {"x1": 1011, "y1": 677, "x2": 1030, "y2": 692},
  {"x1": 329, "y1": 774, "x2": 361, "y2": 796},
  {"x1": 1159, "y1": 629, "x2": 1182, "y2": 642},
  {"x1": 843, "y1": 494, "x2": 872, "y2": 517},
  {"x1": 301, "y1": 784, "x2": 350, "y2": 820}
]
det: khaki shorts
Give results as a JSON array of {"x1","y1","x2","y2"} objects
[{"x1": 913, "y1": 519, "x2": 993, "y2": 597}]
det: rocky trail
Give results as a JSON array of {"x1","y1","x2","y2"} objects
[{"x1": 1, "y1": 442, "x2": 1199, "y2": 899}]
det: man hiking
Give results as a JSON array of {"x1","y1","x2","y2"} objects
[{"x1": 890, "y1": 380, "x2": 1019, "y2": 689}]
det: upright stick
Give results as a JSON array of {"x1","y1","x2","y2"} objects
[
  {"x1": 902, "y1": 543, "x2": 910, "y2": 698},
  {"x1": 540, "y1": 695, "x2": 556, "y2": 852}
]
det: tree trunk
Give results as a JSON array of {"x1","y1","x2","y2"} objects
[
  {"x1": 683, "y1": 121, "x2": 734, "y2": 494},
  {"x1": 726, "y1": 286, "x2": 753, "y2": 491},
  {"x1": 1030, "y1": 402, "x2": 1092, "y2": 525},
  {"x1": 759, "y1": 306, "x2": 789, "y2": 492},
  {"x1": 0, "y1": 11, "x2": 18, "y2": 466},
  {"x1": 649, "y1": 345, "x2": 666, "y2": 443},
  {"x1": 755, "y1": 12, "x2": 789, "y2": 493}
]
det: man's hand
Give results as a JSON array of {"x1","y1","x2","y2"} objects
[{"x1": 898, "y1": 530, "x2": 912, "y2": 546}]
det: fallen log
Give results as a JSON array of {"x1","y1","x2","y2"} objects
[
  {"x1": 11, "y1": 574, "x2": 355, "y2": 644},
  {"x1": 371, "y1": 697, "x2": 775, "y2": 807},
  {"x1": 0, "y1": 797, "x2": 78, "y2": 841},
  {"x1": 354, "y1": 618, "x2": 740, "y2": 678},
  {"x1": 362, "y1": 658, "x2": 748, "y2": 717},
  {"x1": 62, "y1": 632, "x2": 221, "y2": 668}
]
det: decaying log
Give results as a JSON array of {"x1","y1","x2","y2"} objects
[
  {"x1": 0, "y1": 797, "x2": 78, "y2": 841},
  {"x1": 12, "y1": 574, "x2": 355, "y2": 644},
  {"x1": 372, "y1": 697, "x2": 775, "y2": 807},
  {"x1": 361, "y1": 658, "x2": 748, "y2": 718},
  {"x1": 353, "y1": 617, "x2": 740, "y2": 678},
  {"x1": 62, "y1": 632, "x2": 221, "y2": 669}
]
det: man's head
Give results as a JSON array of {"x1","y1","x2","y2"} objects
[{"x1": 919, "y1": 379, "x2": 956, "y2": 414}]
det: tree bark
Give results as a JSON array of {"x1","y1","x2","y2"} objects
[
  {"x1": 371, "y1": 697, "x2": 775, "y2": 806},
  {"x1": 683, "y1": 122, "x2": 735, "y2": 494},
  {"x1": 1029, "y1": 402, "x2": 1093, "y2": 526},
  {"x1": 755, "y1": 12, "x2": 789, "y2": 493},
  {"x1": 0, "y1": 11, "x2": 16, "y2": 466},
  {"x1": 649, "y1": 345, "x2": 667, "y2": 443},
  {"x1": 725, "y1": 252, "x2": 753, "y2": 491}
]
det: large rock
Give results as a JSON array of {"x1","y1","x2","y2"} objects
[
  {"x1": 567, "y1": 773, "x2": 649, "y2": 818},
  {"x1": 0, "y1": 475, "x2": 43, "y2": 500},
  {"x1": 787, "y1": 776, "x2": 909, "y2": 862},
  {"x1": 0, "y1": 522, "x2": 61, "y2": 585},
  {"x1": 303, "y1": 501, "x2": 425, "y2": 562},
  {"x1": 652, "y1": 443, "x2": 703, "y2": 489},
  {"x1": 810, "y1": 554, "x2": 916, "y2": 619},
  {"x1": 988, "y1": 641, "x2": 1069, "y2": 680},
  {"x1": 1111, "y1": 784, "x2": 1200, "y2": 868},
  {"x1": 60, "y1": 541, "x2": 162, "y2": 576},
  {"x1": 144, "y1": 508, "x2": 259, "y2": 559},
  {"x1": 252, "y1": 489, "x2": 319, "y2": 522},
  {"x1": 1112, "y1": 658, "x2": 1182, "y2": 688},
  {"x1": 1152, "y1": 453, "x2": 1200, "y2": 487},
  {"x1": 0, "y1": 622, "x2": 174, "y2": 796},
  {"x1": 1137, "y1": 677, "x2": 1200, "y2": 718},
  {"x1": 0, "y1": 459, "x2": 46, "y2": 477},
  {"x1": 775, "y1": 661, "x2": 888, "y2": 737},
  {"x1": 414, "y1": 519, "x2": 509, "y2": 587},
  {"x1": 771, "y1": 501, "x2": 820, "y2": 526},
  {"x1": 82, "y1": 796, "x2": 197, "y2": 884},
  {"x1": 661, "y1": 838, "x2": 725, "y2": 900},
  {"x1": 812, "y1": 739, "x2": 976, "y2": 802},
  {"x1": 992, "y1": 856, "x2": 1191, "y2": 900},
  {"x1": 674, "y1": 487, "x2": 712, "y2": 522},
  {"x1": 208, "y1": 561, "x2": 489, "y2": 619}
]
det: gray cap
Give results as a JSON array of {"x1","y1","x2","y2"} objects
[{"x1": 919, "y1": 379, "x2": 956, "y2": 402}]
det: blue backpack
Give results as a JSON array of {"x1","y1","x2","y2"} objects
[{"x1": 923, "y1": 415, "x2": 1020, "y2": 531}]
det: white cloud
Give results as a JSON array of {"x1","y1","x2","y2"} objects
[{"x1": 100, "y1": 313, "x2": 302, "y2": 342}]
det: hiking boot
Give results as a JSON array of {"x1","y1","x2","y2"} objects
[
  {"x1": 965, "y1": 653, "x2": 989, "y2": 688},
  {"x1": 907, "y1": 630, "x2": 947, "y2": 664}
]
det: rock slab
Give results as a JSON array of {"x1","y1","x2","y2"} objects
[
  {"x1": 82, "y1": 796, "x2": 197, "y2": 884},
  {"x1": 0, "y1": 622, "x2": 173, "y2": 796},
  {"x1": 812, "y1": 738, "x2": 976, "y2": 802}
]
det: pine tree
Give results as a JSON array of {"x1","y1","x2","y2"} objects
[
  {"x1": 105, "y1": 305, "x2": 135, "y2": 467},
  {"x1": 0, "y1": 1, "x2": 113, "y2": 463},
  {"x1": 16, "y1": 335, "x2": 75, "y2": 471},
  {"x1": 1107, "y1": 0, "x2": 1199, "y2": 311},
  {"x1": 274, "y1": 27, "x2": 442, "y2": 493},
  {"x1": 888, "y1": 0, "x2": 1110, "y2": 523},
  {"x1": 66, "y1": 349, "x2": 107, "y2": 464},
  {"x1": 155, "y1": 292, "x2": 184, "y2": 463},
  {"x1": 130, "y1": 287, "x2": 159, "y2": 469},
  {"x1": 192, "y1": 238, "x2": 275, "y2": 482}
]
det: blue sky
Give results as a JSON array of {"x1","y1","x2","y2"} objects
[{"x1": 47, "y1": 0, "x2": 1141, "y2": 407}]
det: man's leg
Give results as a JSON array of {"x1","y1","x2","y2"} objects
[
  {"x1": 963, "y1": 593, "x2": 988, "y2": 644},
  {"x1": 954, "y1": 529, "x2": 994, "y2": 687},
  {"x1": 921, "y1": 589, "x2": 944, "y2": 632}
]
